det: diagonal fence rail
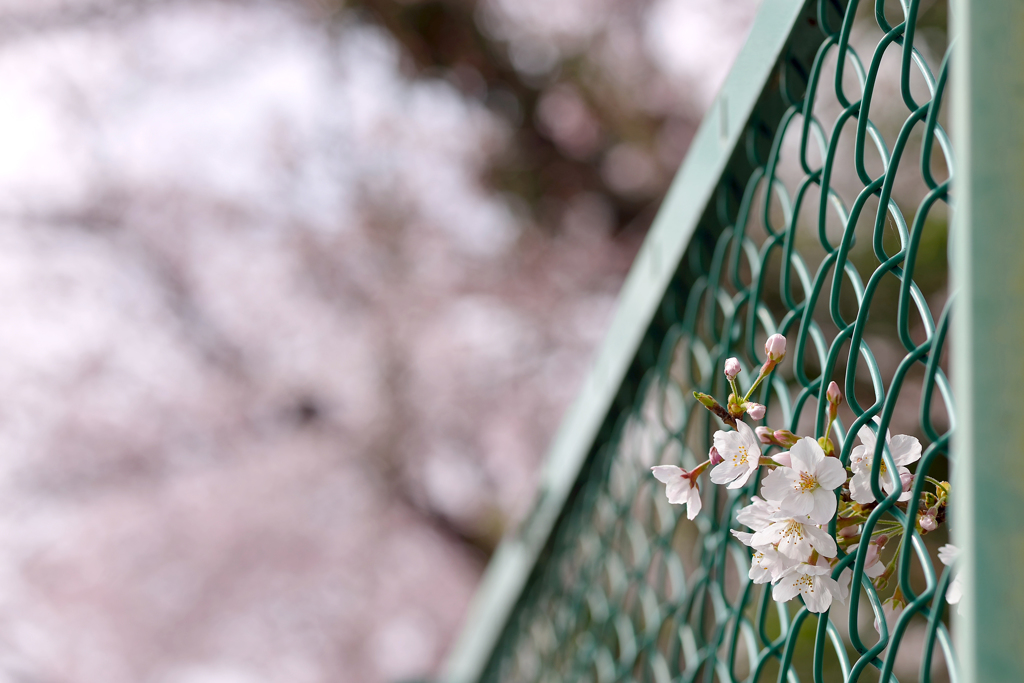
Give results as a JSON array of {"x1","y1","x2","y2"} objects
[{"x1": 445, "y1": 1, "x2": 1024, "y2": 681}]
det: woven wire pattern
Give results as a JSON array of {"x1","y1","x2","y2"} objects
[{"x1": 479, "y1": 1, "x2": 955, "y2": 682}]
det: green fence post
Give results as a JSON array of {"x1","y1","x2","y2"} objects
[{"x1": 952, "y1": 0, "x2": 1024, "y2": 681}]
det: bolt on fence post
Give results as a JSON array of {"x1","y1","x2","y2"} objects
[{"x1": 952, "y1": 0, "x2": 1024, "y2": 681}]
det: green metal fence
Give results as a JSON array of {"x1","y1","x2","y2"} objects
[{"x1": 445, "y1": 1, "x2": 1024, "y2": 681}]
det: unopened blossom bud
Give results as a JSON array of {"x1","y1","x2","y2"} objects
[
  {"x1": 755, "y1": 426, "x2": 773, "y2": 444},
  {"x1": 773, "y1": 429, "x2": 799, "y2": 447},
  {"x1": 864, "y1": 534, "x2": 887, "y2": 567},
  {"x1": 694, "y1": 391, "x2": 718, "y2": 410},
  {"x1": 826, "y1": 381, "x2": 842, "y2": 421},
  {"x1": 765, "y1": 334, "x2": 787, "y2": 363},
  {"x1": 920, "y1": 506, "x2": 939, "y2": 532},
  {"x1": 724, "y1": 357, "x2": 741, "y2": 380},
  {"x1": 746, "y1": 402, "x2": 766, "y2": 420},
  {"x1": 839, "y1": 525, "x2": 860, "y2": 538},
  {"x1": 709, "y1": 446, "x2": 723, "y2": 466}
]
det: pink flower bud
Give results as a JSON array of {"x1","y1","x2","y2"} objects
[
  {"x1": 724, "y1": 357, "x2": 741, "y2": 380},
  {"x1": 827, "y1": 381, "x2": 842, "y2": 405},
  {"x1": 773, "y1": 429, "x2": 798, "y2": 447},
  {"x1": 745, "y1": 402, "x2": 766, "y2": 420},
  {"x1": 839, "y1": 525, "x2": 860, "y2": 538},
  {"x1": 765, "y1": 334, "x2": 786, "y2": 362},
  {"x1": 755, "y1": 426, "x2": 773, "y2": 444},
  {"x1": 772, "y1": 451, "x2": 792, "y2": 467},
  {"x1": 863, "y1": 536, "x2": 886, "y2": 567},
  {"x1": 709, "y1": 446, "x2": 723, "y2": 466},
  {"x1": 920, "y1": 513, "x2": 938, "y2": 532}
]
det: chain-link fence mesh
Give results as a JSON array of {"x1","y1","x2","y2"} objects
[{"x1": 474, "y1": 1, "x2": 956, "y2": 681}]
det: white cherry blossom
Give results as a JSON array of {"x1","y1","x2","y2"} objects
[
  {"x1": 651, "y1": 466, "x2": 702, "y2": 520},
  {"x1": 772, "y1": 562, "x2": 844, "y2": 613},
  {"x1": 760, "y1": 437, "x2": 846, "y2": 523},
  {"x1": 849, "y1": 420, "x2": 921, "y2": 504},
  {"x1": 750, "y1": 513, "x2": 837, "y2": 560},
  {"x1": 748, "y1": 545, "x2": 798, "y2": 584},
  {"x1": 710, "y1": 421, "x2": 762, "y2": 489}
]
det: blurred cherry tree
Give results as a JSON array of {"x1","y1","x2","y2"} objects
[{"x1": 0, "y1": 0, "x2": 758, "y2": 680}]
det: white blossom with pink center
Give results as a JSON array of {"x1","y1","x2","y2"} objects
[
  {"x1": 709, "y1": 421, "x2": 761, "y2": 489},
  {"x1": 760, "y1": 437, "x2": 846, "y2": 523},
  {"x1": 848, "y1": 420, "x2": 921, "y2": 504},
  {"x1": 750, "y1": 513, "x2": 837, "y2": 560},
  {"x1": 651, "y1": 466, "x2": 702, "y2": 520},
  {"x1": 772, "y1": 561, "x2": 844, "y2": 613}
]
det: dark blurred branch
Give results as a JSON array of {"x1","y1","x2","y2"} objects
[{"x1": 342, "y1": 0, "x2": 693, "y2": 236}]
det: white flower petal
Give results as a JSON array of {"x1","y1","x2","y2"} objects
[
  {"x1": 803, "y1": 580, "x2": 833, "y2": 613},
  {"x1": 805, "y1": 524, "x2": 837, "y2": 558},
  {"x1": 848, "y1": 470, "x2": 876, "y2": 504},
  {"x1": 685, "y1": 486, "x2": 702, "y2": 519},
  {"x1": 808, "y1": 488, "x2": 837, "y2": 524},
  {"x1": 772, "y1": 576, "x2": 801, "y2": 602},
  {"x1": 709, "y1": 461, "x2": 740, "y2": 485},
  {"x1": 731, "y1": 530, "x2": 754, "y2": 546},
  {"x1": 888, "y1": 434, "x2": 922, "y2": 466},
  {"x1": 773, "y1": 451, "x2": 792, "y2": 467},
  {"x1": 938, "y1": 544, "x2": 959, "y2": 566},
  {"x1": 761, "y1": 468, "x2": 794, "y2": 502},
  {"x1": 946, "y1": 574, "x2": 963, "y2": 605},
  {"x1": 856, "y1": 424, "x2": 878, "y2": 451},
  {"x1": 815, "y1": 456, "x2": 848, "y2": 490},
  {"x1": 736, "y1": 496, "x2": 778, "y2": 531},
  {"x1": 789, "y1": 437, "x2": 824, "y2": 473},
  {"x1": 782, "y1": 491, "x2": 816, "y2": 518},
  {"x1": 651, "y1": 465, "x2": 685, "y2": 484}
]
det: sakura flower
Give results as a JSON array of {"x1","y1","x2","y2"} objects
[
  {"x1": 746, "y1": 402, "x2": 766, "y2": 420},
  {"x1": 748, "y1": 545, "x2": 798, "y2": 584},
  {"x1": 710, "y1": 421, "x2": 762, "y2": 489},
  {"x1": 772, "y1": 562, "x2": 844, "y2": 613},
  {"x1": 849, "y1": 420, "x2": 922, "y2": 504},
  {"x1": 724, "y1": 357, "x2": 741, "y2": 379},
  {"x1": 760, "y1": 437, "x2": 846, "y2": 523},
  {"x1": 938, "y1": 543, "x2": 963, "y2": 609},
  {"x1": 751, "y1": 513, "x2": 837, "y2": 560},
  {"x1": 651, "y1": 466, "x2": 702, "y2": 520}
]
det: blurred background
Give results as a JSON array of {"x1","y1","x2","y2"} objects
[{"x1": 0, "y1": 0, "x2": 762, "y2": 681}]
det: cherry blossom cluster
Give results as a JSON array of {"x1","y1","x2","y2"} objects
[{"x1": 652, "y1": 334, "x2": 956, "y2": 616}]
